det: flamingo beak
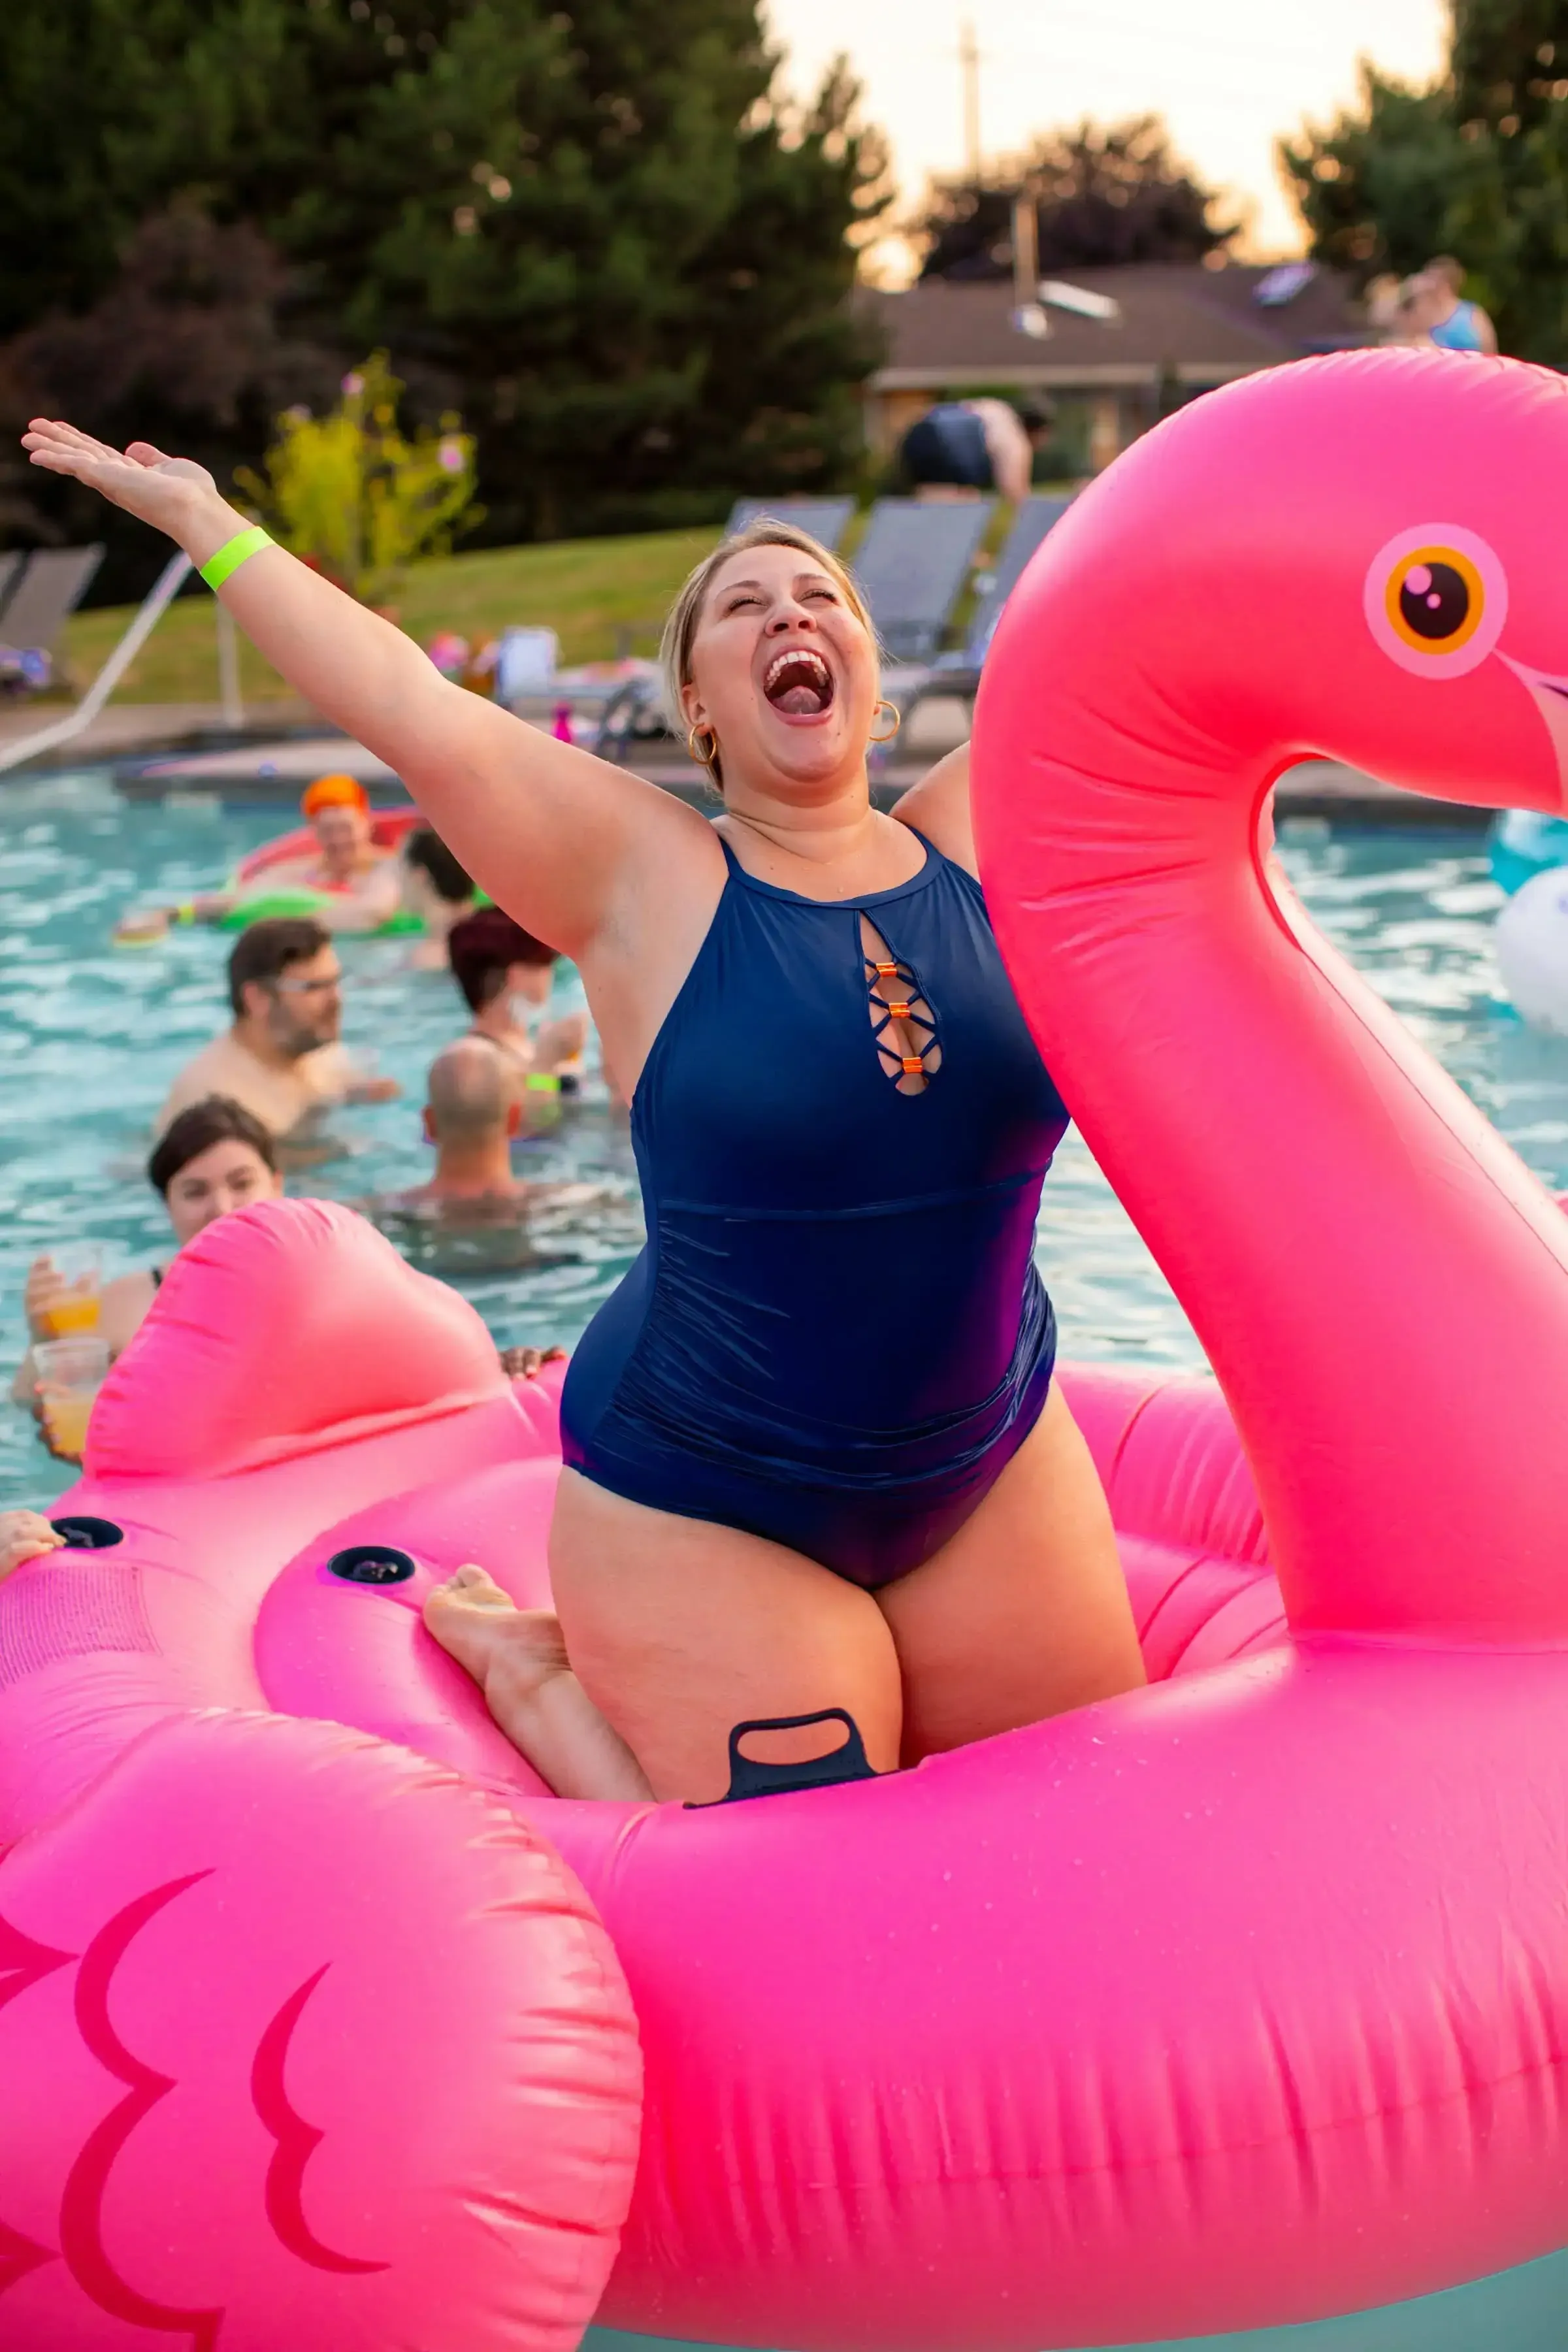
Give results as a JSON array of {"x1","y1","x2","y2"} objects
[{"x1": 1501, "y1": 653, "x2": 1568, "y2": 806}]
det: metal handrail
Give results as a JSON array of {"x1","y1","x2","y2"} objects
[{"x1": 0, "y1": 550, "x2": 194, "y2": 777}]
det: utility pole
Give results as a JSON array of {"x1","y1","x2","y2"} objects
[{"x1": 958, "y1": 16, "x2": 981, "y2": 182}]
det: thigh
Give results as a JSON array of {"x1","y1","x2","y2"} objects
[
  {"x1": 877, "y1": 1385, "x2": 1145, "y2": 1767},
  {"x1": 548, "y1": 1469, "x2": 904, "y2": 1804}
]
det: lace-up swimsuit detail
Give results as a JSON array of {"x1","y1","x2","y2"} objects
[{"x1": 560, "y1": 830, "x2": 1069, "y2": 1588}]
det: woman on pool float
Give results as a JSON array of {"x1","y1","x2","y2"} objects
[
  {"x1": 116, "y1": 772, "x2": 406, "y2": 941},
  {"x1": 22, "y1": 416, "x2": 1147, "y2": 1803}
]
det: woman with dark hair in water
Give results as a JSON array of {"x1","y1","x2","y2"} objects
[
  {"x1": 12, "y1": 1095, "x2": 283, "y2": 1416},
  {"x1": 400, "y1": 824, "x2": 478, "y2": 969}
]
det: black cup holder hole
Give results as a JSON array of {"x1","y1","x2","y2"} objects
[
  {"x1": 49, "y1": 1515, "x2": 125, "y2": 1552},
  {"x1": 327, "y1": 1544, "x2": 416, "y2": 1587}
]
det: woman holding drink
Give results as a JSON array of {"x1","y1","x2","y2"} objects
[{"x1": 11, "y1": 1098, "x2": 284, "y2": 1457}]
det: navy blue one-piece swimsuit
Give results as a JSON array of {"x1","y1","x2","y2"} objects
[{"x1": 560, "y1": 830, "x2": 1069, "y2": 1589}]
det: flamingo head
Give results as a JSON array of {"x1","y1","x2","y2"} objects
[{"x1": 994, "y1": 349, "x2": 1568, "y2": 819}]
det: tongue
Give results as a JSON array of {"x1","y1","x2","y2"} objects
[{"x1": 773, "y1": 683, "x2": 826, "y2": 715}]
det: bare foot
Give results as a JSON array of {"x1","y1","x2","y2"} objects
[
  {"x1": 423, "y1": 1565, "x2": 569, "y2": 1701},
  {"x1": 423, "y1": 1565, "x2": 652, "y2": 1802}
]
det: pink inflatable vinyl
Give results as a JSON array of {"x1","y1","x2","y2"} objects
[{"x1": 6, "y1": 350, "x2": 1568, "y2": 2351}]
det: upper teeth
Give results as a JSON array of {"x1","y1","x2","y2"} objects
[{"x1": 766, "y1": 649, "x2": 829, "y2": 691}]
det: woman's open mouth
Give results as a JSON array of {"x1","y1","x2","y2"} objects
[{"x1": 763, "y1": 647, "x2": 835, "y2": 717}]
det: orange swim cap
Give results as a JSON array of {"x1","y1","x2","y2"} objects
[{"x1": 301, "y1": 772, "x2": 368, "y2": 819}]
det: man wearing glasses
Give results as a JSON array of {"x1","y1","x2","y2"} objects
[{"x1": 157, "y1": 918, "x2": 399, "y2": 1142}]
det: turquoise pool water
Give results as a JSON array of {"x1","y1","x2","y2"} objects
[{"x1": 1, "y1": 781, "x2": 1561, "y2": 1511}]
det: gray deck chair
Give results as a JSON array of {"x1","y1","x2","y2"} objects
[
  {"x1": 965, "y1": 494, "x2": 1074, "y2": 667},
  {"x1": 724, "y1": 496, "x2": 856, "y2": 551},
  {"x1": 849, "y1": 498, "x2": 994, "y2": 663},
  {"x1": 0, "y1": 546, "x2": 104, "y2": 651},
  {"x1": 0, "y1": 551, "x2": 27, "y2": 625},
  {"x1": 888, "y1": 495, "x2": 1075, "y2": 715}
]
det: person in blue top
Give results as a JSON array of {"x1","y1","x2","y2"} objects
[
  {"x1": 20, "y1": 415, "x2": 1149, "y2": 1805},
  {"x1": 1413, "y1": 255, "x2": 1497, "y2": 355}
]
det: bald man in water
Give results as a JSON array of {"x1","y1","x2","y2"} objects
[{"x1": 394, "y1": 1037, "x2": 527, "y2": 1209}]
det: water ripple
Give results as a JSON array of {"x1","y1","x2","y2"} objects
[{"x1": 0, "y1": 792, "x2": 1557, "y2": 1505}]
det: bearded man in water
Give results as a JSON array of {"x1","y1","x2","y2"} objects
[{"x1": 158, "y1": 917, "x2": 399, "y2": 1141}]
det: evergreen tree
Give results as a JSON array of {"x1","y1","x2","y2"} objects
[
  {"x1": 0, "y1": 0, "x2": 886, "y2": 549},
  {"x1": 915, "y1": 116, "x2": 1235, "y2": 282},
  {"x1": 1277, "y1": 67, "x2": 1469, "y2": 286},
  {"x1": 1446, "y1": 0, "x2": 1568, "y2": 359},
  {"x1": 1280, "y1": 5, "x2": 1568, "y2": 364}
]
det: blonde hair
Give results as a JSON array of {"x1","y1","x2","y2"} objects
[{"x1": 661, "y1": 516, "x2": 876, "y2": 791}]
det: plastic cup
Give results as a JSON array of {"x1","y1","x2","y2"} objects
[
  {"x1": 35, "y1": 1334, "x2": 110, "y2": 1460},
  {"x1": 38, "y1": 1243, "x2": 102, "y2": 1336}
]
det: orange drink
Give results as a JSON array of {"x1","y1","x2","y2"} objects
[
  {"x1": 34, "y1": 1335, "x2": 110, "y2": 1466},
  {"x1": 43, "y1": 1289, "x2": 101, "y2": 1337},
  {"x1": 41, "y1": 1392, "x2": 95, "y2": 1458},
  {"x1": 36, "y1": 1243, "x2": 102, "y2": 1337}
]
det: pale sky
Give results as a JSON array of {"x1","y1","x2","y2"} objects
[{"x1": 763, "y1": 0, "x2": 1448, "y2": 274}]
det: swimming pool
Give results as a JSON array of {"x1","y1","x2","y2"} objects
[{"x1": 1, "y1": 779, "x2": 1560, "y2": 1512}]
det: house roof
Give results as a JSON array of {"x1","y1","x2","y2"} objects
[{"x1": 862, "y1": 261, "x2": 1370, "y2": 393}]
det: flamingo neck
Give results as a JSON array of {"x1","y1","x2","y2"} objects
[{"x1": 990, "y1": 727, "x2": 1568, "y2": 1644}]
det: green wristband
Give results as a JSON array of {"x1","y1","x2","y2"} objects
[{"x1": 199, "y1": 525, "x2": 274, "y2": 591}]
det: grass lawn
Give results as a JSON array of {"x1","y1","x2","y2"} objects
[
  {"x1": 53, "y1": 488, "x2": 1074, "y2": 709},
  {"x1": 56, "y1": 525, "x2": 719, "y2": 707}
]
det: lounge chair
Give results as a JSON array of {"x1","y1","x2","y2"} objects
[
  {"x1": 849, "y1": 498, "x2": 994, "y2": 663},
  {"x1": 0, "y1": 551, "x2": 27, "y2": 623},
  {"x1": 0, "y1": 545, "x2": 105, "y2": 693},
  {"x1": 885, "y1": 495, "x2": 1075, "y2": 717},
  {"x1": 725, "y1": 497, "x2": 856, "y2": 551}
]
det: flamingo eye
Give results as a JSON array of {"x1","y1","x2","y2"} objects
[{"x1": 1364, "y1": 525, "x2": 1507, "y2": 678}]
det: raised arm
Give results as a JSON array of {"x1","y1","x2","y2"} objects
[
  {"x1": 894, "y1": 739, "x2": 975, "y2": 874},
  {"x1": 23, "y1": 423, "x2": 699, "y2": 958}
]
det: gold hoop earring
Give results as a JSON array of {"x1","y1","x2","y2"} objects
[
  {"x1": 868, "y1": 699, "x2": 901, "y2": 744},
  {"x1": 687, "y1": 723, "x2": 718, "y2": 768}
]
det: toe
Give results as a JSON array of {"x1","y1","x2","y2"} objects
[{"x1": 427, "y1": 1563, "x2": 514, "y2": 1613}]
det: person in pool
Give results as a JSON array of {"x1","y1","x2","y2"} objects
[
  {"x1": 12, "y1": 1095, "x2": 284, "y2": 1428},
  {"x1": 400, "y1": 825, "x2": 479, "y2": 970},
  {"x1": 14, "y1": 1090, "x2": 562, "y2": 1445},
  {"x1": 117, "y1": 773, "x2": 402, "y2": 941},
  {"x1": 20, "y1": 416, "x2": 1149, "y2": 1806},
  {"x1": 449, "y1": 906, "x2": 589, "y2": 1097},
  {"x1": 368, "y1": 1039, "x2": 607, "y2": 1251},
  {"x1": 389, "y1": 1037, "x2": 529, "y2": 1212},
  {"x1": 157, "y1": 917, "x2": 399, "y2": 1142}
]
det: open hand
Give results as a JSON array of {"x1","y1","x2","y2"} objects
[
  {"x1": 0, "y1": 1509, "x2": 64, "y2": 1580},
  {"x1": 114, "y1": 909, "x2": 173, "y2": 944},
  {"x1": 22, "y1": 419, "x2": 216, "y2": 538},
  {"x1": 23, "y1": 1254, "x2": 67, "y2": 1341},
  {"x1": 498, "y1": 1345, "x2": 567, "y2": 1381}
]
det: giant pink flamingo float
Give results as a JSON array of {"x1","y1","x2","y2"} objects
[{"x1": 4, "y1": 350, "x2": 1568, "y2": 2352}]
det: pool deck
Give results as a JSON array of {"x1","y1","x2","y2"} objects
[{"x1": 0, "y1": 693, "x2": 1488, "y2": 825}]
